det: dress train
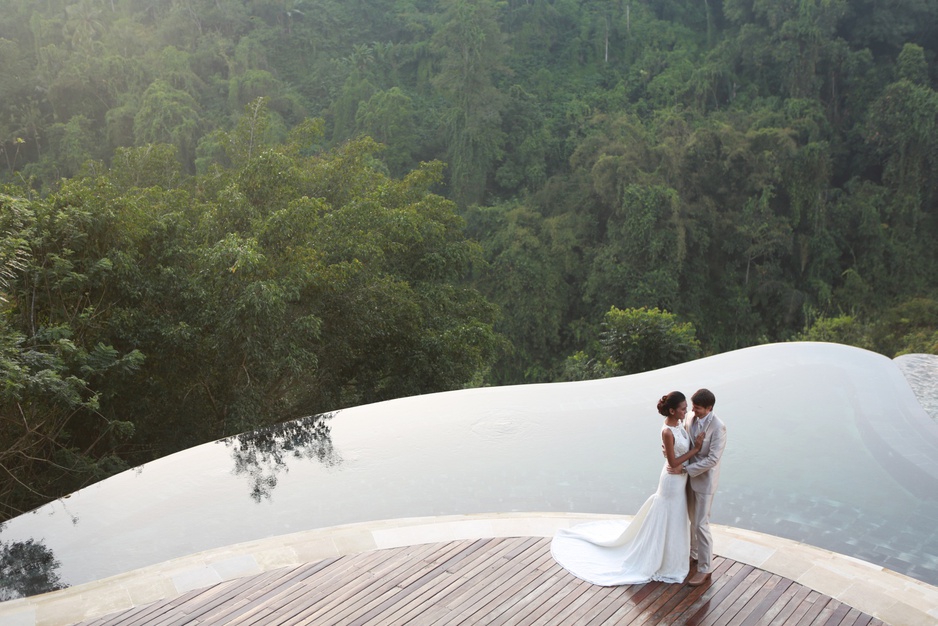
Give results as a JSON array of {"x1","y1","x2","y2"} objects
[{"x1": 550, "y1": 426, "x2": 691, "y2": 585}]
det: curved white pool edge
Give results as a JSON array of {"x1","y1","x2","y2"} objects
[{"x1": 1, "y1": 513, "x2": 935, "y2": 626}]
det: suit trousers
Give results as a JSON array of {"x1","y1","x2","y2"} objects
[{"x1": 687, "y1": 488, "x2": 715, "y2": 573}]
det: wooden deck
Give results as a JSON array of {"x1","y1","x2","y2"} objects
[{"x1": 75, "y1": 537, "x2": 885, "y2": 625}]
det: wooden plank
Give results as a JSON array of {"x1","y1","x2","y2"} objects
[
  {"x1": 181, "y1": 562, "x2": 334, "y2": 625},
  {"x1": 338, "y1": 538, "x2": 498, "y2": 626},
  {"x1": 791, "y1": 591, "x2": 833, "y2": 626},
  {"x1": 834, "y1": 608, "x2": 863, "y2": 626},
  {"x1": 202, "y1": 560, "x2": 351, "y2": 626},
  {"x1": 79, "y1": 600, "x2": 170, "y2": 626},
  {"x1": 708, "y1": 569, "x2": 773, "y2": 626},
  {"x1": 736, "y1": 578, "x2": 795, "y2": 626},
  {"x1": 728, "y1": 574, "x2": 789, "y2": 626},
  {"x1": 544, "y1": 583, "x2": 610, "y2": 624},
  {"x1": 614, "y1": 581, "x2": 686, "y2": 625},
  {"x1": 385, "y1": 538, "x2": 547, "y2": 626},
  {"x1": 765, "y1": 585, "x2": 814, "y2": 626},
  {"x1": 431, "y1": 564, "x2": 533, "y2": 622},
  {"x1": 354, "y1": 539, "x2": 512, "y2": 623},
  {"x1": 581, "y1": 580, "x2": 668, "y2": 626},
  {"x1": 822, "y1": 602, "x2": 854, "y2": 626},
  {"x1": 207, "y1": 559, "x2": 360, "y2": 624},
  {"x1": 260, "y1": 555, "x2": 407, "y2": 626},
  {"x1": 520, "y1": 578, "x2": 596, "y2": 624},
  {"x1": 84, "y1": 598, "x2": 172, "y2": 626},
  {"x1": 491, "y1": 568, "x2": 579, "y2": 626},
  {"x1": 538, "y1": 546, "x2": 688, "y2": 626},
  {"x1": 226, "y1": 568, "x2": 338, "y2": 626},
  {"x1": 644, "y1": 557, "x2": 735, "y2": 625},
  {"x1": 644, "y1": 582, "x2": 697, "y2": 623},
  {"x1": 493, "y1": 569, "x2": 607, "y2": 626},
  {"x1": 499, "y1": 575, "x2": 577, "y2": 626},
  {"x1": 261, "y1": 545, "x2": 433, "y2": 625},
  {"x1": 513, "y1": 577, "x2": 598, "y2": 625},
  {"x1": 239, "y1": 585, "x2": 324, "y2": 626},
  {"x1": 441, "y1": 542, "x2": 558, "y2": 623},
  {"x1": 68, "y1": 539, "x2": 884, "y2": 626},
  {"x1": 673, "y1": 562, "x2": 756, "y2": 625},
  {"x1": 119, "y1": 584, "x2": 217, "y2": 625},
  {"x1": 559, "y1": 583, "x2": 634, "y2": 625},
  {"x1": 334, "y1": 552, "x2": 486, "y2": 623},
  {"x1": 470, "y1": 553, "x2": 578, "y2": 623},
  {"x1": 844, "y1": 613, "x2": 873, "y2": 626},
  {"x1": 805, "y1": 598, "x2": 844, "y2": 626},
  {"x1": 416, "y1": 539, "x2": 544, "y2": 626},
  {"x1": 358, "y1": 542, "x2": 514, "y2": 619},
  {"x1": 503, "y1": 536, "x2": 542, "y2": 559},
  {"x1": 431, "y1": 543, "x2": 541, "y2": 618},
  {"x1": 710, "y1": 570, "x2": 775, "y2": 626},
  {"x1": 660, "y1": 557, "x2": 735, "y2": 623},
  {"x1": 292, "y1": 558, "x2": 434, "y2": 623},
  {"x1": 589, "y1": 581, "x2": 671, "y2": 624}
]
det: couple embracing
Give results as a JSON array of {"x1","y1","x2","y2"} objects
[{"x1": 551, "y1": 389, "x2": 727, "y2": 587}]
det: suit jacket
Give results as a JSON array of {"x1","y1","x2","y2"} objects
[{"x1": 685, "y1": 412, "x2": 726, "y2": 495}]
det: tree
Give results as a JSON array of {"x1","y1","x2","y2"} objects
[
  {"x1": 0, "y1": 195, "x2": 29, "y2": 303},
  {"x1": 585, "y1": 184, "x2": 686, "y2": 315},
  {"x1": 0, "y1": 190, "x2": 142, "y2": 520},
  {"x1": 354, "y1": 87, "x2": 418, "y2": 175},
  {"x1": 431, "y1": 0, "x2": 509, "y2": 206},
  {"x1": 559, "y1": 305, "x2": 700, "y2": 379},
  {"x1": 133, "y1": 80, "x2": 202, "y2": 169},
  {"x1": 870, "y1": 298, "x2": 938, "y2": 357},
  {"x1": 0, "y1": 97, "x2": 506, "y2": 517},
  {"x1": 466, "y1": 201, "x2": 579, "y2": 382},
  {"x1": 598, "y1": 306, "x2": 701, "y2": 375},
  {"x1": 865, "y1": 62, "x2": 938, "y2": 292},
  {"x1": 794, "y1": 314, "x2": 871, "y2": 349},
  {"x1": 63, "y1": 0, "x2": 105, "y2": 51}
]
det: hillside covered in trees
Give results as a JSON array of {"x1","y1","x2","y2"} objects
[{"x1": 1, "y1": 0, "x2": 937, "y2": 519}]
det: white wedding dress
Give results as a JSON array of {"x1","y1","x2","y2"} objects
[{"x1": 551, "y1": 425, "x2": 691, "y2": 585}]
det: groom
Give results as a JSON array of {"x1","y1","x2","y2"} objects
[{"x1": 673, "y1": 388, "x2": 727, "y2": 586}]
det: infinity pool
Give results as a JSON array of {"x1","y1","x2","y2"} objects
[{"x1": 3, "y1": 342, "x2": 937, "y2": 595}]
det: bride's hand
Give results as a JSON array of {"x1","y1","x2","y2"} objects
[{"x1": 694, "y1": 432, "x2": 705, "y2": 449}]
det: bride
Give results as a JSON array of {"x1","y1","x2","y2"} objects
[{"x1": 551, "y1": 391, "x2": 704, "y2": 585}]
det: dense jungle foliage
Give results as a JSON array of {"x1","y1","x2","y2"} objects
[{"x1": 1, "y1": 0, "x2": 937, "y2": 519}]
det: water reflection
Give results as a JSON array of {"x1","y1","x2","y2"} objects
[
  {"x1": 221, "y1": 412, "x2": 342, "y2": 501},
  {"x1": 0, "y1": 343, "x2": 935, "y2": 590},
  {"x1": 0, "y1": 535, "x2": 65, "y2": 600}
]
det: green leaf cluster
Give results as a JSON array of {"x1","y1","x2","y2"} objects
[
  {"x1": 0, "y1": 102, "x2": 502, "y2": 520},
  {"x1": 0, "y1": 0, "x2": 935, "y2": 390}
]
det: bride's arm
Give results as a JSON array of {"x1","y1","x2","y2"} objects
[{"x1": 662, "y1": 428, "x2": 700, "y2": 468}]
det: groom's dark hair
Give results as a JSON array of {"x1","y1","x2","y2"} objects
[{"x1": 691, "y1": 388, "x2": 716, "y2": 409}]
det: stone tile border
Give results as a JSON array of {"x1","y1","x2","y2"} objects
[{"x1": 1, "y1": 513, "x2": 936, "y2": 626}]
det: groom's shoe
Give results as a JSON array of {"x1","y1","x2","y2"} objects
[{"x1": 687, "y1": 571, "x2": 711, "y2": 587}]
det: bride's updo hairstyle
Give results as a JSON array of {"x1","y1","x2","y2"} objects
[{"x1": 657, "y1": 391, "x2": 686, "y2": 417}]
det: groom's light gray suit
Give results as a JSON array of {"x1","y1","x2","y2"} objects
[{"x1": 684, "y1": 411, "x2": 727, "y2": 574}]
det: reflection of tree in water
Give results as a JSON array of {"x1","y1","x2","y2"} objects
[
  {"x1": 0, "y1": 535, "x2": 66, "y2": 600},
  {"x1": 221, "y1": 412, "x2": 342, "y2": 502}
]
